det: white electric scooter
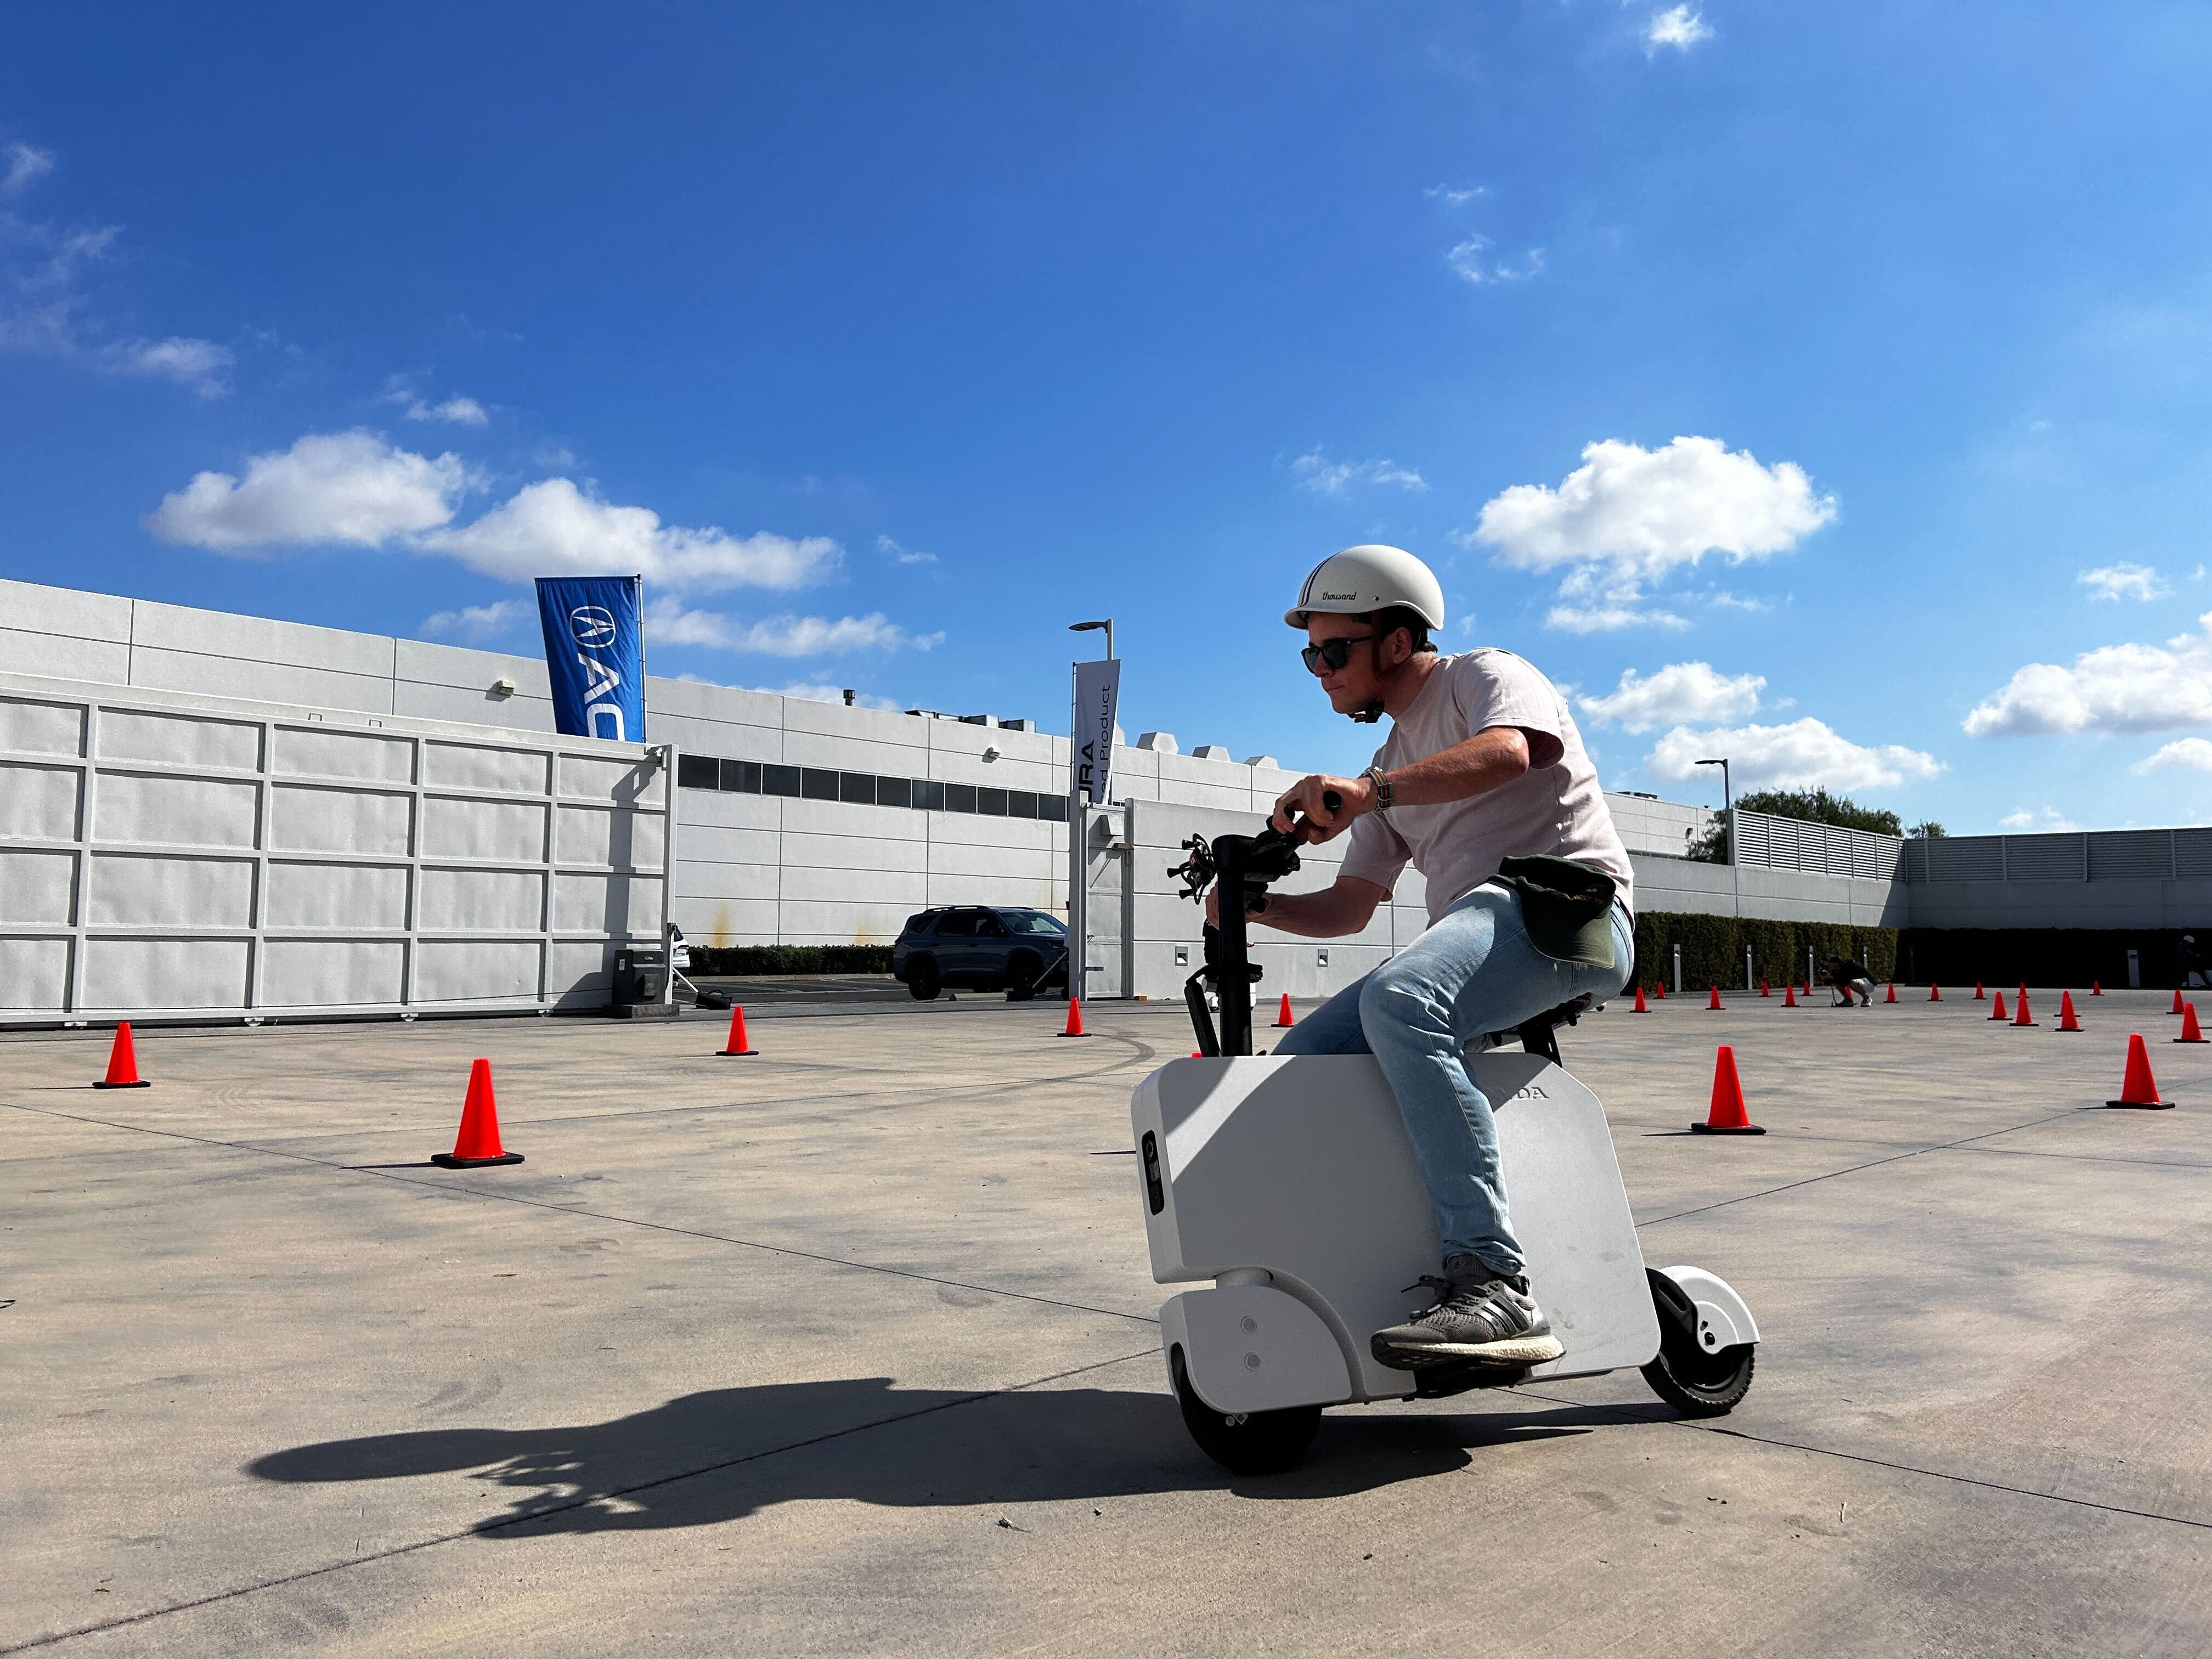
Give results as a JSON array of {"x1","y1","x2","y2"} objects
[{"x1": 1131, "y1": 806, "x2": 1759, "y2": 1474}]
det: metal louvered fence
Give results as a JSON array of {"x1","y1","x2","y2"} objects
[{"x1": 1731, "y1": 810, "x2": 2212, "y2": 885}]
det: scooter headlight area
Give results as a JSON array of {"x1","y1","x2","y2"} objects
[{"x1": 1137, "y1": 815, "x2": 1760, "y2": 1475}]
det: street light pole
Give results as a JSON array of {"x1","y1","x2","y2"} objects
[
  {"x1": 1697, "y1": 756, "x2": 1736, "y2": 924},
  {"x1": 1068, "y1": 620, "x2": 1115, "y2": 1003}
]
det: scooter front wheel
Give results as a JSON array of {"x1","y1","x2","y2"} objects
[
  {"x1": 1639, "y1": 1268, "x2": 1754, "y2": 1417},
  {"x1": 1170, "y1": 1346, "x2": 1322, "y2": 1475}
]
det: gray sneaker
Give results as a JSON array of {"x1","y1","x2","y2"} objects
[{"x1": 1371, "y1": 1255, "x2": 1565, "y2": 1370}]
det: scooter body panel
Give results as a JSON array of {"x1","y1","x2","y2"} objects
[{"x1": 1133, "y1": 1052, "x2": 1660, "y2": 1410}]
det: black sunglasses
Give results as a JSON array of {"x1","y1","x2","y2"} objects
[{"x1": 1301, "y1": 634, "x2": 1374, "y2": 673}]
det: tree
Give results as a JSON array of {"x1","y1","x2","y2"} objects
[
  {"x1": 1906, "y1": 820, "x2": 1948, "y2": 839},
  {"x1": 1685, "y1": 788, "x2": 1907, "y2": 863}
]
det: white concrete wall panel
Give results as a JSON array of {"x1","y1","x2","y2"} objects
[
  {"x1": 425, "y1": 741, "x2": 550, "y2": 795},
  {"x1": 101, "y1": 708, "x2": 261, "y2": 772},
  {"x1": 676, "y1": 895, "x2": 779, "y2": 944},
  {"x1": 554, "y1": 873, "x2": 663, "y2": 936},
  {"x1": 96, "y1": 771, "x2": 258, "y2": 849},
  {"x1": 421, "y1": 867, "x2": 546, "y2": 933},
  {"x1": 87, "y1": 854, "x2": 255, "y2": 929},
  {"x1": 678, "y1": 823, "x2": 781, "y2": 867},
  {"x1": 414, "y1": 939, "x2": 541, "y2": 1005},
  {"x1": 0, "y1": 667, "x2": 664, "y2": 1022},
  {"x1": 0, "y1": 695, "x2": 86, "y2": 755},
  {"x1": 397, "y1": 684, "x2": 560, "y2": 731},
  {"x1": 83, "y1": 936, "x2": 251, "y2": 1010},
  {"x1": 2, "y1": 763, "x2": 81, "y2": 840},
  {"x1": 129, "y1": 599, "x2": 396, "y2": 679},
  {"x1": 556, "y1": 805, "x2": 662, "y2": 870},
  {"x1": 0, "y1": 849, "x2": 76, "y2": 926},
  {"x1": 778, "y1": 864, "x2": 925, "y2": 905},
  {"x1": 672, "y1": 860, "x2": 780, "y2": 901},
  {"x1": 126, "y1": 646, "x2": 397, "y2": 715},
  {"x1": 424, "y1": 795, "x2": 548, "y2": 864},
  {"x1": 266, "y1": 861, "x2": 409, "y2": 931},
  {"x1": 270, "y1": 784, "x2": 414, "y2": 857},
  {"x1": 261, "y1": 939, "x2": 407, "y2": 1008},
  {"x1": 1, "y1": 938, "x2": 72, "y2": 1007},
  {"x1": 0, "y1": 629, "x2": 131, "y2": 686},
  {"x1": 275, "y1": 726, "x2": 414, "y2": 784},
  {"x1": 781, "y1": 829, "x2": 929, "y2": 873},
  {"x1": 776, "y1": 898, "x2": 929, "y2": 942}
]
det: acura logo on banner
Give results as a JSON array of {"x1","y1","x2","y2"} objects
[
  {"x1": 1072, "y1": 658, "x2": 1120, "y2": 806},
  {"x1": 535, "y1": 575, "x2": 646, "y2": 742}
]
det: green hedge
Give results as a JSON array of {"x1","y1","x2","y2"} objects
[
  {"x1": 689, "y1": 945, "x2": 894, "y2": 976},
  {"x1": 1632, "y1": 911, "x2": 1898, "y2": 993},
  {"x1": 1897, "y1": 928, "x2": 2198, "y2": 990}
]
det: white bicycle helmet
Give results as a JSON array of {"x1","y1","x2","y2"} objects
[{"x1": 1284, "y1": 544, "x2": 1446, "y2": 631}]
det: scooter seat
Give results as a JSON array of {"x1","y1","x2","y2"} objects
[{"x1": 1485, "y1": 992, "x2": 1596, "y2": 1063}]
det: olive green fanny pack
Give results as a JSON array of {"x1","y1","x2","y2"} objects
[{"x1": 1492, "y1": 855, "x2": 1621, "y2": 969}]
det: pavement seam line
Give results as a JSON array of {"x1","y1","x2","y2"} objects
[
  {"x1": 0, "y1": 1347, "x2": 1164, "y2": 1656},
  {"x1": 1634, "y1": 1107, "x2": 2084, "y2": 1228},
  {"x1": 1505, "y1": 1386, "x2": 2212, "y2": 1532},
  {"x1": 0, "y1": 1099, "x2": 1166, "y2": 1330}
]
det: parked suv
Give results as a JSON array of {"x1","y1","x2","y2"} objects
[{"x1": 893, "y1": 906, "x2": 1069, "y2": 1001}]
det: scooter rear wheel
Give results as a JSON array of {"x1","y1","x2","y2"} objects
[
  {"x1": 1170, "y1": 1346, "x2": 1322, "y2": 1475},
  {"x1": 1639, "y1": 1269, "x2": 1754, "y2": 1417}
]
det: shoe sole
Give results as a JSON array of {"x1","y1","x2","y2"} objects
[{"x1": 1372, "y1": 1333, "x2": 1565, "y2": 1369}]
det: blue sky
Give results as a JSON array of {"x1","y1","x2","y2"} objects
[{"x1": 5, "y1": 2, "x2": 2212, "y2": 832}]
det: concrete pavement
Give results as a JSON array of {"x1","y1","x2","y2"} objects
[{"x1": 4, "y1": 987, "x2": 2209, "y2": 1654}]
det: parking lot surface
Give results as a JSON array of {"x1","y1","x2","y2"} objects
[{"x1": 5, "y1": 987, "x2": 2209, "y2": 1655}]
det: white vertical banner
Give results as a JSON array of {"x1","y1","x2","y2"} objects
[{"x1": 1071, "y1": 658, "x2": 1121, "y2": 806}]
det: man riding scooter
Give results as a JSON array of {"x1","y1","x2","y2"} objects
[{"x1": 1217, "y1": 545, "x2": 1635, "y2": 1373}]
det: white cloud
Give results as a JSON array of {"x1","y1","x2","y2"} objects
[
  {"x1": 1547, "y1": 601, "x2": 1689, "y2": 633},
  {"x1": 104, "y1": 335, "x2": 233, "y2": 398},
  {"x1": 2, "y1": 143, "x2": 54, "y2": 195},
  {"x1": 1645, "y1": 6, "x2": 1714, "y2": 52},
  {"x1": 1478, "y1": 436, "x2": 1834, "y2": 579},
  {"x1": 1579, "y1": 662, "x2": 1764, "y2": 732},
  {"x1": 1647, "y1": 719, "x2": 1943, "y2": 791},
  {"x1": 2000, "y1": 806, "x2": 2082, "y2": 832},
  {"x1": 1291, "y1": 450, "x2": 1428, "y2": 496},
  {"x1": 422, "y1": 477, "x2": 840, "y2": 592},
  {"x1": 1963, "y1": 612, "x2": 2212, "y2": 737},
  {"x1": 145, "y1": 431, "x2": 472, "y2": 550},
  {"x1": 1447, "y1": 236, "x2": 1544, "y2": 285},
  {"x1": 420, "y1": 598, "x2": 533, "y2": 642},
  {"x1": 878, "y1": 534, "x2": 936, "y2": 565},
  {"x1": 2136, "y1": 738, "x2": 2212, "y2": 775},
  {"x1": 413, "y1": 395, "x2": 488, "y2": 426},
  {"x1": 2078, "y1": 562, "x2": 2168, "y2": 602},
  {"x1": 1425, "y1": 183, "x2": 1486, "y2": 205},
  {"x1": 644, "y1": 595, "x2": 940, "y2": 657}
]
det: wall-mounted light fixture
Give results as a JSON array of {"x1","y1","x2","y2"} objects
[{"x1": 490, "y1": 677, "x2": 517, "y2": 698}]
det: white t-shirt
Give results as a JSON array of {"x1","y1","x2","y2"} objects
[{"x1": 1337, "y1": 649, "x2": 1633, "y2": 926}]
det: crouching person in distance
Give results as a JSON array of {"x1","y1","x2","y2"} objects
[{"x1": 1215, "y1": 545, "x2": 1634, "y2": 1372}]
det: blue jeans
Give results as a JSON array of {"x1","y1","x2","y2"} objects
[{"x1": 1272, "y1": 885, "x2": 1635, "y2": 1277}]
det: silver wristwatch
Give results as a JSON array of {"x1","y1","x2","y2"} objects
[{"x1": 1363, "y1": 765, "x2": 1393, "y2": 811}]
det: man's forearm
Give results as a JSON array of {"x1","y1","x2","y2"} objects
[{"x1": 1250, "y1": 877, "x2": 1387, "y2": 939}]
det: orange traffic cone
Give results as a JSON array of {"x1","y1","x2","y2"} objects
[
  {"x1": 717, "y1": 1004, "x2": 758, "y2": 1056},
  {"x1": 1759, "y1": 980, "x2": 1771, "y2": 997},
  {"x1": 1974, "y1": 982, "x2": 1985, "y2": 1000},
  {"x1": 432, "y1": 1059, "x2": 524, "y2": 1167},
  {"x1": 1655, "y1": 981, "x2": 1667, "y2": 1000},
  {"x1": 1885, "y1": 983, "x2": 1898, "y2": 1003},
  {"x1": 2091, "y1": 980, "x2": 2102, "y2": 996},
  {"x1": 1060, "y1": 996, "x2": 1087, "y2": 1037},
  {"x1": 2107, "y1": 1034, "x2": 2174, "y2": 1109},
  {"x1": 2172, "y1": 988, "x2": 2187, "y2": 1015},
  {"x1": 1191, "y1": 1049, "x2": 1203, "y2": 1058},
  {"x1": 1707, "y1": 985, "x2": 1724, "y2": 1011},
  {"x1": 2013, "y1": 990, "x2": 2037, "y2": 1027},
  {"x1": 92, "y1": 1022, "x2": 150, "y2": 1089},
  {"x1": 1989, "y1": 991, "x2": 2008, "y2": 1022},
  {"x1": 1691, "y1": 1045, "x2": 1765, "y2": 1135},
  {"x1": 2178, "y1": 1003, "x2": 2207, "y2": 1044},
  {"x1": 1783, "y1": 984, "x2": 1797, "y2": 1007},
  {"x1": 1930, "y1": 984, "x2": 1943, "y2": 1001},
  {"x1": 1274, "y1": 994, "x2": 1295, "y2": 1028},
  {"x1": 2056, "y1": 991, "x2": 2083, "y2": 1032},
  {"x1": 1632, "y1": 985, "x2": 1649, "y2": 1013}
]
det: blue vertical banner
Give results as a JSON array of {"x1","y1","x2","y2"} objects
[{"x1": 535, "y1": 575, "x2": 646, "y2": 742}]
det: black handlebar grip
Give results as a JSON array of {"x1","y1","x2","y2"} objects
[{"x1": 1322, "y1": 789, "x2": 1342, "y2": 813}]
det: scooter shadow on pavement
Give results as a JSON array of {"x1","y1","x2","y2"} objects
[{"x1": 245, "y1": 1376, "x2": 1618, "y2": 1532}]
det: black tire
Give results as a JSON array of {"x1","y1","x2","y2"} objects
[
  {"x1": 906, "y1": 957, "x2": 942, "y2": 1001},
  {"x1": 1005, "y1": 952, "x2": 1040, "y2": 1001},
  {"x1": 1169, "y1": 1345, "x2": 1322, "y2": 1475},
  {"x1": 1639, "y1": 1268, "x2": 1754, "y2": 1417}
]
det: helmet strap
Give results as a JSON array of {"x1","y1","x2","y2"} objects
[{"x1": 1346, "y1": 629, "x2": 1391, "y2": 724}]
